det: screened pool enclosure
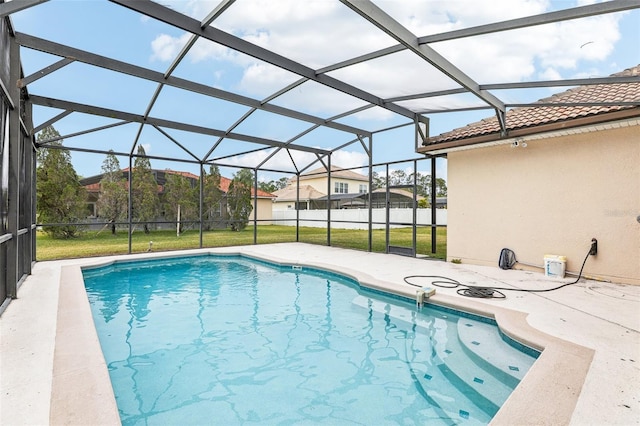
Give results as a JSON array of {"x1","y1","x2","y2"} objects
[{"x1": 1, "y1": 0, "x2": 638, "y2": 313}]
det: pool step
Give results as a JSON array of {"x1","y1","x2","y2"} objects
[
  {"x1": 456, "y1": 318, "x2": 537, "y2": 387},
  {"x1": 434, "y1": 320, "x2": 514, "y2": 414},
  {"x1": 350, "y1": 296, "x2": 524, "y2": 418},
  {"x1": 409, "y1": 367, "x2": 492, "y2": 425}
]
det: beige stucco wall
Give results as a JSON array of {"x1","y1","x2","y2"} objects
[
  {"x1": 447, "y1": 125, "x2": 640, "y2": 285},
  {"x1": 299, "y1": 176, "x2": 327, "y2": 194},
  {"x1": 249, "y1": 198, "x2": 273, "y2": 224}
]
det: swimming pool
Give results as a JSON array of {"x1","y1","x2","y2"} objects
[{"x1": 83, "y1": 254, "x2": 538, "y2": 425}]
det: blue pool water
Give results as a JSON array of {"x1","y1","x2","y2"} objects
[{"x1": 83, "y1": 255, "x2": 538, "y2": 425}]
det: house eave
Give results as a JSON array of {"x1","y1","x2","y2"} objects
[{"x1": 417, "y1": 109, "x2": 640, "y2": 155}]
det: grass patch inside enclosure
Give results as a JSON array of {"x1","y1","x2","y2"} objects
[{"x1": 36, "y1": 225, "x2": 446, "y2": 261}]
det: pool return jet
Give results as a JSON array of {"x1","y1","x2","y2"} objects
[{"x1": 415, "y1": 286, "x2": 436, "y2": 308}]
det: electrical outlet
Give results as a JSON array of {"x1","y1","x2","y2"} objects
[{"x1": 590, "y1": 238, "x2": 598, "y2": 256}]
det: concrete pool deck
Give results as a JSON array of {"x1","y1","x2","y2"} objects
[{"x1": 1, "y1": 242, "x2": 639, "y2": 425}]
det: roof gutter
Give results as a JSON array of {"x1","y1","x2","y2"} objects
[{"x1": 417, "y1": 109, "x2": 640, "y2": 155}]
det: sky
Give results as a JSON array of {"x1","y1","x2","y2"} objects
[{"x1": 8, "y1": 0, "x2": 640, "y2": 184}]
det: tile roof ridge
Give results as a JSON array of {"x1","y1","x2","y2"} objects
[
  {"x1": 612, "y1": 64, "x2": 640, "y2": 77},
  {"x1": 423, "y1": 64, "x2": 640, "y2": 145}
]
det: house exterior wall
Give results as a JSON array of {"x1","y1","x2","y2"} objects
[
  {"x1": 447, "y1": 125, "x2": 640, "y2": 285},
  {"x1": 249, "y1": 198, "x2": 273, "y2": 224},
  {"x1": 301, "y1": 176, "x2": 367, "y2": 195}
]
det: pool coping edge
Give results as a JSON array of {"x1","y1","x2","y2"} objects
[{"x1": 52, "y1": 248, "x2": 595, "y2": 425}]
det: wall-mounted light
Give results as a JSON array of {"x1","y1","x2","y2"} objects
[{"x1": 511, "y1": 137, "x2": 527, "y2": 148}]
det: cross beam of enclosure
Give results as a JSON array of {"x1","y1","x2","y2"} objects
[
  {"x1": 15, "y1": 33, "x2": 369, "y2": 138},
  {"x1": 109, "y1": 0, "x2": 419, "y2": 122},
  {"x1": 29, "y1": 95, "x2": 331, "y2": 156},
  {"x1": 339, "y1": 0, "x2": 506, "y2": 124}
]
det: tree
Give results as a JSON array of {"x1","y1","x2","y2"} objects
[
  {"x1": 371, "y1": 169, "x2": 447, "y2": 205},
  {"x1": 435, "y1": 177, "x2": 447, "y2": 197},
  {"x1": 372, "y1": 169, "x2": 413, "y2": 190},
  {"x1": 258, "y1": 177, "x2": 289, "y2": 193},
  {"x1": 163, "y1": 173, "x2": 197, "y2": 232},
  {"x1": 276, "y1": 177, "x2": 289, "y2": 190},
  {"x1": 96, "y1": 151, "x2": 127, "y2": 234},
  {"x1": 202, "y1": 165, "x2": 223, "y2": 230},
  {"x1": 36, "y1": 126, "x2": 87, "y2": 238},
  {"x1": 227, "y1": 168, "x2": 253, "y2": 231},
  {"x1": 412, "y1": 173, "x2": 447, "y2": 199},
  {"x1": 371, "y1": 171, "x2": 386, "y2": 190},
  {"x1": 388, "y1": 169, "x2": 408, "y2": 187},
  {"x1": 131, "y1": 145, "x2": 159, "y2": 233}
]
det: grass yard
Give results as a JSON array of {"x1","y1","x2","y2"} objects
[{"x1": 36, "y1": 225, "x2": 447, "y2": 261}]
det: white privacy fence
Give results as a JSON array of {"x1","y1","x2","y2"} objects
[{"x1": 272, "y1": 208, "x2": 447, "y2": 230}]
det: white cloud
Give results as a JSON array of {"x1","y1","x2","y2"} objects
[
  {"x1": 433, "y1": 10, "x2": 623, "y2": 83},
  {"x1": 352, "y1": 106, "x2": 396, "y2": 122},
  {"x1": 331, "y1": 150, "x2": 370, "y2": 171},
  {"x1": 237, "y1": 63, "x2": 301, "y2": 98},
  {"x1": 539, "y1": 67, "x2": 562, "y2": 81},
  {"x1": 189, "y1": 37, "x2": 243, "y2": 64},
  {"x1": 148, "y1": 0, "x2": 627, "y2": 118},
  {"x1": 380, "y1": 0, "x2": 549, "y2": 35},
  {"x1": 150, "y1": 33, "x2": 191, "y2": 62},
  {"x1": 537, "y1": 16, "x2": 621, "y2": 70},
  {"x1": 222, "y1": 147, "x2": 369, "y2": 173}
]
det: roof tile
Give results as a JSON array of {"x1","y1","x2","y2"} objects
[{"x1": 426, "y1": 65, "x2": 640, "y2": 144}]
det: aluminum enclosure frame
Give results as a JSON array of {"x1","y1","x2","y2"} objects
[{"x1": 1, "y1": 0, "x2": 639, "y2": 312}]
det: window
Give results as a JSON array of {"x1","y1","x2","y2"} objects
[
  {"x1": 359, "y1": 184, "x2": 367, "y2": 193},
  {"x1": 334, "y1": 182, "x2": 348, "y2": 194},
  {"x1": 86, "y1": 203, "x2": 96, "y2": 218}
]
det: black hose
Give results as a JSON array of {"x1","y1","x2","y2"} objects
[{"x1": 404, "y1": 247, "x2": 592, "y2": 299}]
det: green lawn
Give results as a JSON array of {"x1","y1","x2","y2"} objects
[{"x1": 35, "y1": 225, "x2": 446, "y2": 261}]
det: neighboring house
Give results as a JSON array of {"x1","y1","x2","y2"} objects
[
  {"x1": 82, "y1": 168, "x2": 197, "y2": 218},
  {"x1": 272, "y1": 165, "x2": 369, "y2": 210},
  {"x1": 418, "y1": 65, "x2": 640, "y2": 285},
  {"x1": 217, "y1": 175, "x2": 275, "y2": 224},
  {"x1": 271, "y1": 184, "x2": 327, "y2": 211},
  {"x1": 297, "y1": 165, "x2": 369, "y2": 196},
  {"x1": 81, "y1": 168, "x2": 275, "y2": 225},
  {"x1": 272, "y1": 166, "x2": 439, "y2": 210}
]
